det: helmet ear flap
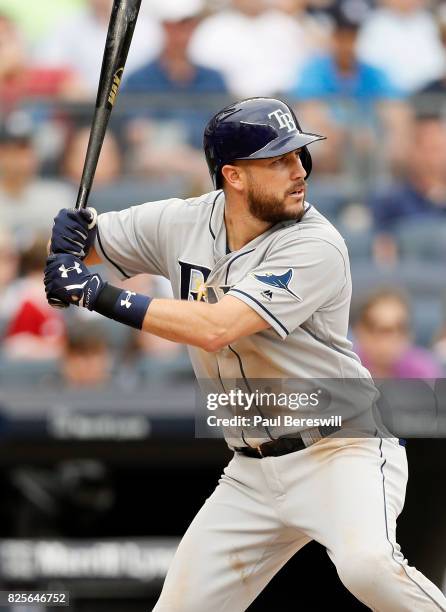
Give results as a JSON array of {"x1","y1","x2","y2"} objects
[
  {"x1": 291, "y1": 107, "x2": 313, "y2": 177},
  {"x1": 299, "y1": 147, "x2": 312, "y2": 179},
  {"x1": 215, "y1": 168, "x2": 223, "y2": 189}
]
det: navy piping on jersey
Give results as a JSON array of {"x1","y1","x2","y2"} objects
[
  {"x1": 225, "y1": 249, "x2": 256, "y2": 285},
  {"x1": 216, "y1": 359, "x2": 227, "y2": 394},
  {"x1": 227, "y1": 345, "x2": 274, "y2": 441},
  {"x1": 96, "y1": 225, "x2": 130, "y2": 279},
  {"x1": 222, "y1": 348, "x2": 262, "y2": 447},
  {"x1": 230, "y1": 289, "x2": 289, "y2": 336},
  {"x1": 208, "y1": 190, "x2": 223, "y2": 240},
  {"x1": 241, "y1": 430, "x2": 250, "y2": 446},
  {"x1": 282, "y1": 203, "x2": 312, "y2": 227},
  {"x1": 303, "y1": 203, "x2": 312, "y2": 216},
  {"x1": 301, "y1": 324, "x2": 356, "y2": 360},
  {"x1": 378, "y1": 437, "x2": 446, "y2": 611}
]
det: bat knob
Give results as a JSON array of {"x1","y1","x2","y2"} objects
[
  {"x1": 85, "y1": 207, "x2": 98, "y2": 230},
  {"x1": 48, "y1": 297, "x2": 70, "y2": 310}
]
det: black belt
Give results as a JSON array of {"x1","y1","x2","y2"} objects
[{"x1": 235, "y1": 427, "x2": 341, "y2": 459}]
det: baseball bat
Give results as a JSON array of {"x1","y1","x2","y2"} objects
[{"x1": 75, "y1": 0, "x2": 142, "y2": 212}]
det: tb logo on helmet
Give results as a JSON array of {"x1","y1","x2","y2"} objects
[{"x1": 268, "y1": 109, "x2": 297, "y2": 133}]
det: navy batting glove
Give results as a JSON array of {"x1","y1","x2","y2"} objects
[
  {"x1": 50, "y1": 207, "x2": 98, "y2": 260},
  {"x1": 44, "y1": 253, "x2": 105, "y2": 310},
  {"x1": 45, "y1": 254, "x2": 152, "y2": 327}
]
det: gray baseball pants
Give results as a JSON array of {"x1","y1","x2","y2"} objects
[{"x1": 153, "y1": 434, "x2": 446, "y2": 612}]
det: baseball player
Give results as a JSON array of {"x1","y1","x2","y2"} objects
[{"x1": 44, "y1": 98, "x2": 446, "y2": 611}]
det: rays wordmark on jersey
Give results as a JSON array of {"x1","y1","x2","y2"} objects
[{"x1": 178, "y1": 260, "x2": 230, "y2": 303}]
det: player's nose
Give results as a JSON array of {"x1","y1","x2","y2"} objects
[{"x1": 290, "y1": 152, "x2": 306, "y2": 180}]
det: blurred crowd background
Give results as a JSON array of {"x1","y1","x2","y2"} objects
[
  {"x1": 0, "y1": 1, "x2": 446, "y2": 609},
  {"x1": 1, "y1": 0, "x2": 446, "y2": 387}
]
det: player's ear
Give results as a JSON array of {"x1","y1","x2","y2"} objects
[{"x1": 221, "y1": 164, "x2": 244, "y2": 192}]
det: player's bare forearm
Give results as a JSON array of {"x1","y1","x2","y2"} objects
[
  {"x1": 143, "y1": 296, "x2": 269, "y2": 352},
  {"x1": 45, "y1": 250, "x2": 268, "y2": 347}
]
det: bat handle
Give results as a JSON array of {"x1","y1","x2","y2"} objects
[
  {"x1": 75, "y1": 184, "x2": 98, "y2": 229},
  {"x1": 75, "y1": 184, "x2": 90, "y2": 211}
]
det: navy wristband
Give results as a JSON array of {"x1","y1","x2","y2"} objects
[{"x1": 93, "y1": 283, "x2": 152, "y2": 330}]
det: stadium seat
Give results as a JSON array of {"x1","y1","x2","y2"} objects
[
  {"x1": 411, "y1": 297, "x2": 444, "y2": 348},
  {"x1": 137, "y1": 349, "x2": 194, "y2": 383},
  {"x1": 306, "y1": 176, "x2": 359, "y2": 221},
  {"x1": 0, "y1": 357, "x2": 59, "y2": 387},
  {"x1": 395, "y1": 218, "x2": 446, "y2": 261},
  {"x1": 342, "y1": 227, "x2": 374, "y2": 261},
  {"x1": 89, "y1": 178, "x2": 188, "y2": 213}
]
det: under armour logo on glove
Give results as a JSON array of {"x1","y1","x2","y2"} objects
[
  {"x1": 45, "y1": 253, "x2": 105, "y2": 310},
  {"x1": 120, "y1": 290, "x2": 136, "y2": 309},
  {"x1": 59, "y1": 261, "x2": 82, "y2": 278}
]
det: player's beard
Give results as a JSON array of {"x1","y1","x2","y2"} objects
[{"x1": 247, "y1": 181, "x2": 306, "y2": 224}]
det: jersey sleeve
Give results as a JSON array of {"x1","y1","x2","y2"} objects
[
  {"x1": 95, "y1": 200, "x2": 173, "y2": 279},
  {"x1": 227, "y1": 236, "x2": 347, "y2": 339}
]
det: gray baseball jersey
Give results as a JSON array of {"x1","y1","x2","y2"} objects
[
  {"x1": 95, "y1": 190, "x2": 375, "y2": 446},
  {"x1": 107, "y1": 192, "x2": 446, "y2": 612}
]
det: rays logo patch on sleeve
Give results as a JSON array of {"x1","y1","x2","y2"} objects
[{"x1": 252, "y1": 269, "x2": 302, "y2": 301}]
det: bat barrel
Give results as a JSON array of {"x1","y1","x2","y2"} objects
[{"x1": 74, "y1": 0, "x2": 142, "y2": 210}]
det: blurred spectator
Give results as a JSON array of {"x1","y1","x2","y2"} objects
[
  {"x1": 369, "y1": 114, "x2": 446, "y2": 264},
  {"x1": 432, "y1": 322, "x2": 446, "y2": 369},
  {"x1": 271, "y1": 0, "x2": 305, "y2": 13},
  {"x1": 0, "y1": 112, "x2": 75, "y2": 240},
  {"x1": 35, "y1": 0, "x2": 162, "y2": 96},
  {"x1": 190, "y1": 0, "x2": 327, "y2": 96},
  {"x1": 307, "y1": 0, "x2": 375, "y2": 18},
  {"x1": 0, "y1": 0, "x2": 83, "y2": 45},
  {"x1": 61, "y1": 125, "x2": 122, "y2": 188},
  {"x1": 289, "y1": 7, "x2": 409, "y2": 177},
  {"x1": 0, "y1": 226, "x2": 19, "y2": 321},
  {"x1": 271, "y1": 0, "x2": 372, "y2": 20},
  {"x1": 61, "y1": 322, "x2": 113, "y2": 389},
  {"x1": 125, "y1": 0, "x2": 227, "y2": 94},
  {"x1": 0, "y1": 13, "x2": 83, "y2": 109},
  {"x1": 353, "y1": 288, "x2": 443, "y2": 378},
  {"x1": 357, "y1": 0, "x2": 446, "y2": 94},
  {"x1": 123, "y1": 116, "x2": 211, "y2": 191},
  {"x1": 122, "y1": 0, "x2": 226, "y2": 186},
  {"x1": 417, "y1": 4, "x2": 446, "y2": 95},
  {"x1": 3, "y1": 236, "x2": 65, "y2": 360},
  {"x1": 289, "y1": 8, "x2": 401, "y2": 101}
]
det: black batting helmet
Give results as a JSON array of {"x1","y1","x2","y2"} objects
[{"x1": 203, "y1": 97, "x2": 326, "y2": 189}]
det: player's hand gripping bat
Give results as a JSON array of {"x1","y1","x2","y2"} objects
[{"x1": 75, "y1": 0, "x2": 142, "y2": 215}]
